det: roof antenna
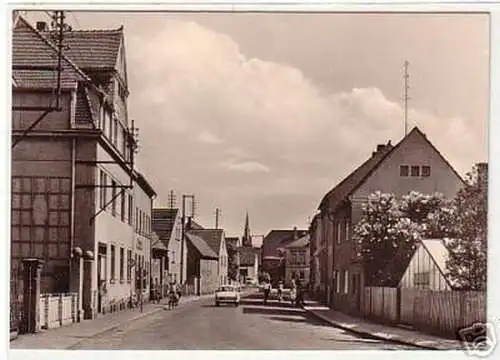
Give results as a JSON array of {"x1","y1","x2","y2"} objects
[{"x1": 402, "y1": 60, "x2": 410, "y2": 137}]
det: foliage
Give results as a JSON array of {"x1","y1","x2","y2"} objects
[
  {"x1": 445, "y1": 165, "x2": 488, "y2": 290},
  {"x1": 226, "y1": 242, "x2": 239, "y2": 281},
  {"x1": 353, "y1": 191, "x2": 456, "y2": 286}
]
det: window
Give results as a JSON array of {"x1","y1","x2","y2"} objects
[
  {"x1": 135, "y1": 207, "x2": 139, "y2": 232},
  {"x1": 121, "y1": 191, "x2": 126, "y2": 222},
  {"x1": 121, "y1": 127, "x2": 127, "y2": 157},
  {"x1": 422, "y1": 165, "x2": 431, "y2": 177},
  {"x1": 345, "y1": 219, "x2": 350, "y2": 241},
  {"x1": 336, "y1": 222, "x2": 342, "y2": 244},
  {"x1": 110, "y1": 245, "x2": 116, "y2": 280},
  {"x1": 127, "y1": 249, "x2": 132, "y2": 281},
  {"x1": 119, "y1": 247, "x2": 124, "y2": 281},
  {"x1": 299, "y1": 271, "x2": 305, "y2": 280},
  {"x1": 400, "y1": 165, "x2": 409, "y2": 177},
  {"x1": 107, "y1": 110, "x2": 113, "y2": 141},
  {"x1": 414, "y1": 272, "x2": 430, "y2": 288},
  {"x1": 411, "y1": 165, "x2": 420, "y2": 177},
  {"x1": 128, "y1": 195, "x2": 133, "y2": 225},
  {"x1": 335, "y1": 270, "x2": 340, "y2": 293},
  {"x1": 111, "y1": 180, "x2": 117, "y2": 216},
  {"x1": 113, "y1": 118, "x2": 118, "y2": 147},
  {"x1": 100, "y1": 171, "x2": 107, "y2": 209},
  {"x1": 171, "y1": 251, "x2": 176, "y2": 264},
  {"x1": 344, "y1": 270, "x2": 349, "y2": 294}
]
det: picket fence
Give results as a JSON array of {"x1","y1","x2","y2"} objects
[
  {"x1": 363, "y1": 287, "x2": 486, "y2": 337},
  {"x1": 39, "y1": 293, "x2": 79, "y2": 330}
]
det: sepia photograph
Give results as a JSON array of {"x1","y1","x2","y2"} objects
[{"x1": 7, "y1": 2, "x2": 493, "y2": 355}]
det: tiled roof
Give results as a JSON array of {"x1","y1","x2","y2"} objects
[
  {"x1": 12, "y1": 17, "x2": 89, "y2": 89},
  {"x1": 42, "y1": 28, "x2": 123, "y2": 70},
  {"x1": 188, "y1": 229, "x2": 224, "y2": 256},
  {"x1": 186, "y1": 233, "x2": 218, "y2": 260},
  {"x1": 318, "y1": 127, "x2": 465, "y2": 212},
  {"x1": 285, "y1": 234, "x2": 310, "y2": 249},
  {"x1": 238, "y1": 246, "x2": 259, "y2": 266},
  {"x1": 152, "y1": 208, "x2": 179, "y2": 245},
  {"x1": 318, "y1": 142, "x2": 394, "y2": 211},
  {"x1": 262, "y1": 229, "x2": 308, "y2": 259}
]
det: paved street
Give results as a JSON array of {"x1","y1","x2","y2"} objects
[{"x1": 70, "y1": 292, "x2": 418, "y2": 350}]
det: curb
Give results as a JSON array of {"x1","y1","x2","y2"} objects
[
  {"x1": 304, "y1": 307, "x2": 439, "y2": 350},
  {"x1": 65, "y1": 295, "x2": 209, "y2": 350}
]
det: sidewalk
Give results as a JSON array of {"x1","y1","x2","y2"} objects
[
  {"x1": 9, "y1": 293, "x2": 213, "y2": 350},
  {"x1": 302, "y1": 300, "x2": 464, "y2": 350}
]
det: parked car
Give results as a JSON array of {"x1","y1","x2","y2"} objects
[{"x1": 215, "y1": 285, "x2": 240, "y2": 307}]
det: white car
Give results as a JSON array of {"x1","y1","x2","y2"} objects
[{"x1": 215, "y1": 285, "x2": 241, "y2": 307}]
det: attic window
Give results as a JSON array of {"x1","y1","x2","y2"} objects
[
  {"x1": 411, "y1": 165, "x2": 420, "y2": 177},
  {"x1": 422, "y1": 165, "x2": 431, "y2": 177},
  {"x1": 400, "y1": 165, "x2": 409, "y2": 177}
]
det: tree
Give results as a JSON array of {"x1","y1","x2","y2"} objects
[
  {"x1": 226, "y1": 243, "x2": 239, "y2": 281},
  {"x1": 353, "y1": 191, "x2": 421, "y2": 286},
  {"x1": 353, "y1": 191, "x2": 456, "y2": 286},
  {"x1": 445, "y1": 165, "x2": 488, "y2": 290}
]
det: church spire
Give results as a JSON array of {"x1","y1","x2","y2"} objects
[{"x1": 242, "y1": 211, "x2": 252, "y2": 247}]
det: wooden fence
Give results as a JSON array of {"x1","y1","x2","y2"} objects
[
  {"x1": 39, "y1": 293, "x2": 78, "y2": 330},
  {"x1": 363, "y1": 287, "x2": 486, "y2": 337}
]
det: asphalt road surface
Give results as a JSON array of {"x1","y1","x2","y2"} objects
[{"x1": 71, "y1": 292, "x2": 419, "y2": 350}]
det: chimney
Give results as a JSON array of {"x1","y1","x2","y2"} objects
[
  {"x1": 293, "y1": 227, "x2": 298, "y2": 241},
  {"x1": 36, "y1": 21, "x2": 48, "y2": 32},
  {"x1": 372, "y1": 144, "x2": 387, "y2": 157}
]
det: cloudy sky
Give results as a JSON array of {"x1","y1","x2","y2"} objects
[{"x1": 23, "y1": 11, "x2": 490, "y2": 238}]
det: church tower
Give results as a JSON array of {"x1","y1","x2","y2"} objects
[{"x1": 242, "y1": 212, "x2": 252, "y2": 247}]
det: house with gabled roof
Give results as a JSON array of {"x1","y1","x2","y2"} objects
[
  {"x1": 314, "y1": 126, "x2": 465, "y2": 315},
  {"x1": 262, "y1": 228, "x2": 307, "y2": 283},
  {"x1": 188, "y1": 229, "x2": 228, "y2": 285},
  {"x1": 185, "y1": 232, "x2": 219, "y2": 294},
  {"x1": 284, "y1": 233, "x2": 310, "y2": 287},
  {"x1": 11, "y1": 16, "x2": 156, "y2": 322},
  {"x1": 152, "y1": 208, "x2": 187, "y2": 284}
]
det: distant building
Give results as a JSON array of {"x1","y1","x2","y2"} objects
[
  {"x1": 188, "y1": 229, "x2": 228, "y2": 285},
  {"x1": 261, "y1": 228, "x2": 307, "y2": 283},
  {"x1": 238, "y1": 246, "x2": 260, "y2": 282},
  {"x1": 151, "y1": 208, "x2": 187, "y2": 284},
  {"x1": 284, "y1": 233, "x2": 310, "y2": 287},
  {"x1": 242, "y1": 212, "x2": 252, "y2": 247},
  {"x1": 185, "y1": 233, "x2": 219, "y2": 295}
]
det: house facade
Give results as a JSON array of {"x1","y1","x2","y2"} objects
[
  {"x1": 261, "y1": 228, "x2": 307, "y2": 283},
  {"x1": 238, "y1": 246, "x2": 260, "y2": 282},
  {"x1": 11, "y1": 16, "x2": 156, "y2": 320},
  {"x1": 151, "y1": 208, "x2": 187, "y2": 284},
  {"x1": 188, "y1": 229, "x2": 228, "y2": 285},
  {"x1": 185, "y1": 233, "x2": 219, "y2": 294},
  {"x1": 399, "y1": 239, "x2": 452, "y2": 291},
  {"x1": 315, "y1": 127, "x2": 465, "y2": 315},
  {"x1": 284, "y1": 234, "x2": 310, "y2": 287}
]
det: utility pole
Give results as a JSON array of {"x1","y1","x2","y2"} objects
[
  {"x1": 180, "y1": 194, "x2": 195, "y2": 284},
  {"x1": 403, "y1": 60, "x2": 410, "y2": 137},
  {"x1": 215, "y1": 208, "x2": 221, "y2": 229},
  {"x1": 168, "y1": 190, "x2": 176, "y2": 209}
]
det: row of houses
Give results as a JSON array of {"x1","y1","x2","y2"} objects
[
  {"x1": 9, "y1": 14, "x2": 257, "y2": 334},
  {"x1": 260, "y1": 126, "x2": 487, "y2": 336}
]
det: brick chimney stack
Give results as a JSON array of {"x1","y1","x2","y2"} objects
[{"x1": 36, "y1": 21, "x2": 48, "y2": 32}]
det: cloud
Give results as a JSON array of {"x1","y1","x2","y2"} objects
[
  {"x1": 127, "y1": 20, "x2": 487, "y2": 235},
  {"x1": 198, "y1": 131, "x2": 223, "y2": 144},
  {"x1": 223, "y1": 161, "x2": 271, "y2": 173}
]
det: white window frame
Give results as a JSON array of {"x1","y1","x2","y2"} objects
[
  {"x1": 335, "y1": 270, "x2": 340, "y2": 292},
  {"x1": 344, "y1": 270, "x2": 349, "y2": 294},
  {"x1": 345, "y1": 219, "x2": 350, "y2": 241},
  {"x1": 336, "y1": 222, "x2": 341, "y2": 244}
]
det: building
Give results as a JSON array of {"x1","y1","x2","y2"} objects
[
  {"x1": 261, "y1": 228, "x2": 307, "y2": 283},
  {"x1": 314, "y1": 127, "x2": 465, "y2": 314},
  {"x1": 150, "y1": 232, "x2": 169, "y2": 297},
  {"x1": 11, "y1": 16, "x2": 156, "y2": 320},
  {"x1": 399, "y1": 239, "x2": 453, "y2": 291},
  {"x1": 151, "y1": 208, "x2": 187, "y2": 284},
  {"x1": 238, "y1": 246, "x2": 260, "y2": 282},
  {"x1": 308, "y1": 213, "x2": 324, "y2": 298},
  {"x1": 242, "y1": 212, "x2": 252, "y2": 247},
  {"x1": 188, "y1": 229, "x2": 228, "y2": 285},
  {"x1": 185, "y1": 232, "x2": 219, "y2": 294},
  {"x1": 284, "y1": 233, "x2": 310, "y2": 287}
]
